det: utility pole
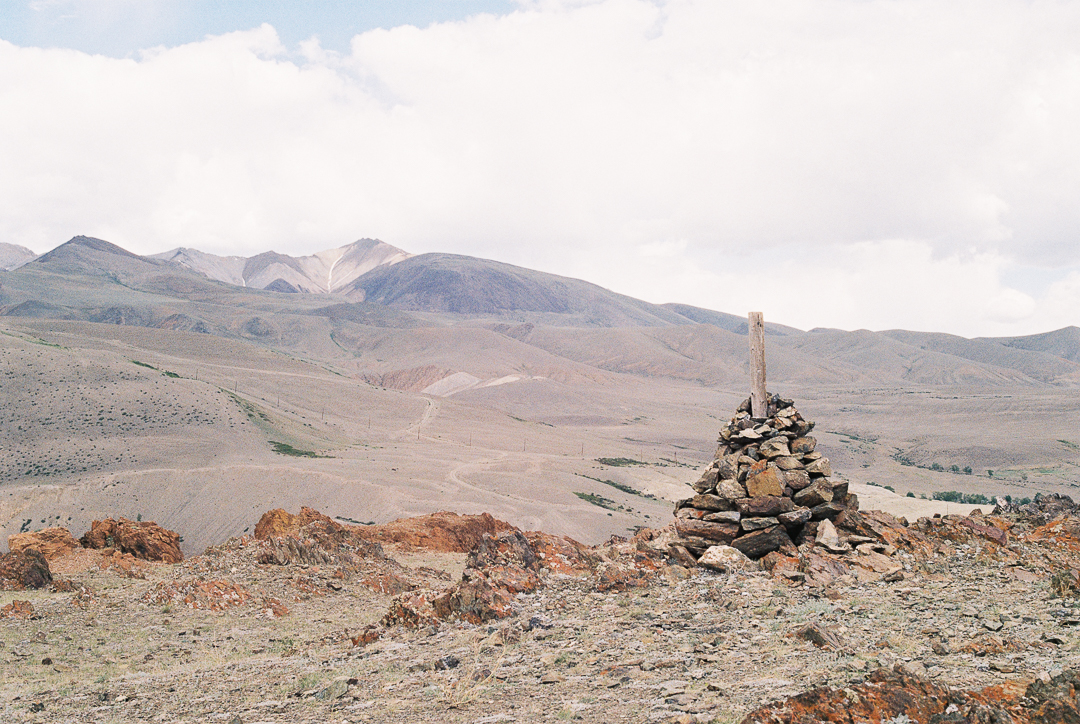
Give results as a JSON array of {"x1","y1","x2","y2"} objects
[{"x1": 748, "y1": 312, "x2": 767, "y2": 419}]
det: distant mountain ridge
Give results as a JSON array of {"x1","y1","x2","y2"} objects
[
  {"x1": 3, "y1": 233, "x2": 1080, "y2": 388},
  {"x1": 0, "y1": 243, "x2": 37, "y2": 270},
  {"x1": 152, "y1": 238, "x2": 410, "y2": 294}
]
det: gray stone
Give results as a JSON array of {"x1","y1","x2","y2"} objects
[
  {"x1": 684, "y1": 494, "x2": 732, "y2": 511},
  {"x1": 697, "y1": 545, "x2": 758, "y2": 573},
  {"x1": 778, "y1": 508, "x2": 812, "y2": 528},
  {"x1": 758, "y1": 438, "x2": 790, "y2": 459},
  {"x1": 793, "y1": 480, "x2": 834, "y2": 507},
  {"x1": 810, "y1": 502, "x2": 847, "y2": 520},
  {"x1": 773, "y1": 456, "x2": 804, "y2": 471},
  {"x1": 805, "y1": 458, "x2": 832, "y2": 477},
  {"x1": 730, "y1": 526, "x2": 793, "y2": 559},
  {"x1": 715, "y1": 457, "x2": 738, "y2": 481},
  {"x1": 691, "y1": 468, "x2": 719, "y2": 494},
  {"x1": 675, "y1": 518, "x2": 739, "y2": 545},
  {"x1": 716, "y1": 479, "x2": 747, "y2": 502},
  {"x1": 703, "y1": 510, "x2": 741, "y2": 524},
  {"x1": 741, "y1": 516, "x2": 780, "y2": 532},
  {"x1": 782, "y1": 469, "x2": 812, "y2": 491},
  {"x1": 735, "y1": 495, "x2": 794, "y2": 517}
]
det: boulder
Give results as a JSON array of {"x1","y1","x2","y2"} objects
[
  {"x1": 789, "y1": 436, "x2": 817, "y2": 454},
  {"x1": 8, "y1": 527, "x2": 80, "y2": 560},
  {"x1": 80, "y1": 518, "x2": 183, "y2": 563},
  {"x1": 0, "y1": 548, "x2": 52, "y2": 590},
  {"x1": 681, "y1": 494, "x2": 732, "y2": 512},
  {"x1": 254, "y1": 507, "x2": 334, "y2": 539}
]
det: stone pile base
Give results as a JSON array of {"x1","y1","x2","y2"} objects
[{"x1": 673, "y1": 394, "x2": 857, "y2": 560}]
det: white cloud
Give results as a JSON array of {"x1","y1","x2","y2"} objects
[{"x1": 1, "y1": 0, "x2": 1080, "y2": 335}]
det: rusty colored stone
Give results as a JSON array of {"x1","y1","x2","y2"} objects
[
  {"x1": 80, "y1": 518, "x2": 183, "y2": 563},
  {"x1": 745, "y1": 467, "x2": 784, "y2": 498},
  {"x1": 0, "y1": 548, "x2": 52, "y2": 590},
  {"x1": 8, "y1": 527, "x2": 81, "y2": 561}
]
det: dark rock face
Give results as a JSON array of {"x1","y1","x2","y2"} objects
[
  {"x1": 0, "y1": 548, "x2": 52, "y2": 590},
  {"x1": 675, "y1": 393, "x2": 856, "y2": 559}
]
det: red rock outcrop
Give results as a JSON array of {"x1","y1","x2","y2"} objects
[
  {"x1": 356, "y1": 511, "x2": 516, "y2": 552},
  {"x1": 8, "y1": 527, "x2": 81, "y2": 560},
  {"x1": 0, "y1": 548, "x2": 52, "y2": 590},
  {"x1": 741, "y1": 665, "x2": 1080, "y2": 724},
  {"x1": 253, "y1": 507, "x2": 335, "y2": 540},
  {"x1": 80, "y1": 518, "x2": 183, "y2": 563},
  {"x1": 250, "y1": 509, "x2": 386, "y2": 567}
]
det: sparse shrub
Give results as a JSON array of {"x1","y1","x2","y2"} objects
[
  {"x1": 596, "y1": 457, "x2": 643, "y2": 467},
  {"x1": 932, "y1": 490, "x2": 990, "y2": 505},
  {"x1": 906, "y1": 492, "x2": 915, "y2": 498},
  {"x1": 931, "y1": 462, "x2": 943, "y2": 471},
  {"x1": 963, "y1": 466, "x2": 973, "y2": 475},
  {"x1": 950, "y1": 464, "x2": 960, "y2": 473}
]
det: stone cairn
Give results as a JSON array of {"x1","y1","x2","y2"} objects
[{"x1": 673, "y1": 393, "x2": 858, "y2": 561}]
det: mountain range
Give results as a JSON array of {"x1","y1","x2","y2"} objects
[{"x1": 2, "y1": 234, "x2": 1078, "y2": 389}]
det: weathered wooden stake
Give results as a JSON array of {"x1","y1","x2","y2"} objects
[{"x1": 748, "y1": 311, "x2": 767, "y2": 419}]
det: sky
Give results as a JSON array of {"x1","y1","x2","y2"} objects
[{"x1": 2, "y1": 0, "x2": 1079, "y2": 338}]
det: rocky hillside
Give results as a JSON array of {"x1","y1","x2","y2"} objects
[{"x1": 5, "y1": 496, "x2": 1080, "y2": 723}]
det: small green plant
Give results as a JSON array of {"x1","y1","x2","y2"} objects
[
  {"x1": 906, "y1": 492, "x2": 915, "y2": 498},
  {"x1": 132, "y1": 360, "x2": 157, "y2": 369}
]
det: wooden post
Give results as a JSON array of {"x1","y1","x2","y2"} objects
[{"x1": 748, "y1": 312, "x2": 767, "y2": 419}]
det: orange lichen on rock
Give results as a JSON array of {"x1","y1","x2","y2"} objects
[
  {"x1": 7, "y1": 527, "x2": 81, "y2": 560},
  {"x1": 0, "y1": 600, "x2": 35, "y2": 619},
  {"x1": 355, "y1": 511, "x2": 515, "y2": 553}
]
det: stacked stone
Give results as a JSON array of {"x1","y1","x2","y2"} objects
[{"x1": 673, "y1": 393, "x2": 858, "y2": 560}]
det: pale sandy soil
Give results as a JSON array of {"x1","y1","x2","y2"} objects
[{"x1": 2, "y1": 317, "x2": 1078, "y2": 557}]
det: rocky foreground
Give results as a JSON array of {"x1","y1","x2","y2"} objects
[{"x1": 5, "y1": 499, "x2": 1080, "y2": 723}]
